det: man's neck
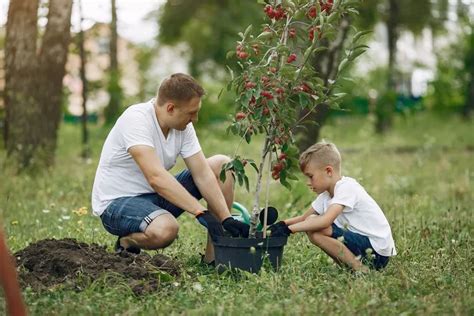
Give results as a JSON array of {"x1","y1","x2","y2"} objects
[{"x1": 154, "y1": 103, "x2": 170, "y2": 138}]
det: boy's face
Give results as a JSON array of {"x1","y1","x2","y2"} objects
[{"x1": 303, "y1": 160, "x2": 333, "y2": 194}]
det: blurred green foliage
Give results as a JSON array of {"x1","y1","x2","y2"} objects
[
  {"x1": 426, "y1": 25, "x2": 473, "y2": 113},
  {"x1": 157, "y1": 0, "x2": 264, "y2": 76}
]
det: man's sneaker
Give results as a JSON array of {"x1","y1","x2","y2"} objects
[{"x1": 115, "y1": 237, "x2": 141, "y2": 255}]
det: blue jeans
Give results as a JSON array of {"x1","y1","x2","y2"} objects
[
  {"x1": 331, "y1": 224, "x2": 389, "y2": 270},
  {"x1": 100, "y1": 169, "x2": 202, "y2": 237}
]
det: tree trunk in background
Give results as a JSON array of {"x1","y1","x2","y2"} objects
[
  {"x1": 37, "y1": 0, "x2": 74, "y2": 163},
  {"x1": 78, "y1": 0, "x2": 90, "y2": 158},
  {"x1": 296, "y1": 17, "x2": 351, "y2": 152},
  {"x1": 4, "y1": 0, "x2": 73, "y2": 169},
  {"x1": 376, "y1": 0, "x2": 399, "y2": 134},
  {"x1": 4, "y1": 0, "x2": 40, "y2": 167},
  {"x1": 462, "y1": 25, "x2": 474, "y2": 119},
  {"x1": 104, "y1": 0, "x2": 122, "y2": 125}
]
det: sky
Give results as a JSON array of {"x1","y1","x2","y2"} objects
[{"x1": 0, "y1": 0, "x2": 165, "y2": 43}]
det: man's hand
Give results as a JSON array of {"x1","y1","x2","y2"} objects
[
  {"x1": 222, "y1": 217, "x2": 250, "y2": 238},
  {"x1": 269, "y1": 221, "x2": 292, "y2": 237},
  {"x1": 196, "y1": 211, "x2": 224, "y2": 240}
]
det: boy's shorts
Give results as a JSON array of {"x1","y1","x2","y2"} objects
[
  {"x1": 100, "y1": 169, "x2": 202, "y2": 237},
  {"x1": 331, "y1": 223, "x2": 389, "y2": 270}
]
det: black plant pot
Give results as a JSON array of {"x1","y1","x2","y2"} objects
[{"x1": 212, "y1": 232, "x2": 288, "y2": 273}]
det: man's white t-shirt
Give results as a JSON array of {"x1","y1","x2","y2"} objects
[
  {"x1": 91, "y1": 99, "x2": 202, "y2": 216},
  {"x1": 311, "y1": 176, "x2": 397, "y2": 257}
]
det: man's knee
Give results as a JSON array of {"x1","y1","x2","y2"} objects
[
  {"x1": 207, "y1": 154, "x2": 231, "y2": 176},
  {"x1": 145, "y1": 216, "x2": 179, "y2": 249}
]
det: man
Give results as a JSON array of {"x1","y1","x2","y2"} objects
[{"x1": 92, "y1": 73, "x2": 248, "y2": 263}]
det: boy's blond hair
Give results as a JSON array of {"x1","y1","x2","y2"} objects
[{"x1": 299, "y1": 141, "x2": 342, "y2": 171}]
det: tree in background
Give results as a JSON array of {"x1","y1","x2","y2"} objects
[
  {"x1": 358, "y1": 0, "x2": 441, "y2": 133},
  {"x1": 428, "y1": 1, "x2": 474, "y2": 119},
  {"x1": 4, "y1": 0, "x2": 73, "y2": 169},
  {"x1": 158, "y1": 0, "x2": 263, "y2": 76},
  {"x1": 77, "y1": 0, "x2": 90, "y2": 159},
  {"x1": 104, "y1": 0, "x2": 123, "y2": 125}
]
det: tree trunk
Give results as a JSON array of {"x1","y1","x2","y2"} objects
[
  {"x1": 462, "y1": 26, "x2": 474, "y2": 119},
  {"x1": 296, "y1": 17, "x2": 351, "y2": 153},
  {"x1": 37, "y1": 0, "x2": 74, "y2": 164},
  {"x1": 4, "y1": 0, "x2": 73, "y2": 169},
  {"x1": 376, "y1": 0, "x2": 399, "y2": 134},
  {"x1": 104, "y1": 0, "x2": 122, "y2": 125},
  {"x1": 4, "y1": 0, "x2": 40, "y2": 167},
  {"x1": 78, "y1": 0, "x2": 90, "y2": 158}
]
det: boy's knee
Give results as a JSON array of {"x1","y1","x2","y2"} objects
[{"x1": 307, "y1": 231, "x2": 324, "y2": 245}]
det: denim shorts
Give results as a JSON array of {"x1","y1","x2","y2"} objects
[
  {"x1": 331, "y1": 223, "x2": 389, "y2": 270},
  {"x1": 100, "y1": 169, "x2": 202, "y2": 237}
]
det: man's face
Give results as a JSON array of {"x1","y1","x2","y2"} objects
[
  {"x1": 303, "y1": 160, "x2": 332, "y2": 194},
  {"x1": 170, "y1": 97, "x2": 201, "y2": 130}
]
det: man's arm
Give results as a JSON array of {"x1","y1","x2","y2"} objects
[
  {"x1": 0, "y1": 227, "x2": 27, "y2": 316},
  {"x1": 289, "y1": 204, "x2": 344, "y2": 233},
  {"x1": 183, "y1": 151, "x2": 231, "y2": 222},
  {"x1": 128, "y1": 145, "x2": 205, "y2": 216}
]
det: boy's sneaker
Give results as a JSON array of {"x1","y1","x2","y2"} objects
[{"x1": 115, "y1": 237, "x2": 141, "y2": 255}]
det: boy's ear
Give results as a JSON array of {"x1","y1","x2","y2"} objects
[{"x1": 325, "y1": 165, "x2": 333, "y2": 175}]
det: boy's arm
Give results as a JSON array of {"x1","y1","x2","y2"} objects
[
  {"x1": 289, "y1": 203, "x2": 344, "y2": 233},
  {"x1": 284, "y1": 207, "x2": 316, "y2": 225}
]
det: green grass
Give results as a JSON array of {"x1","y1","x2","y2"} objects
[{"x1": 1, "y1": 112, "x2": 473, "y2": 315}]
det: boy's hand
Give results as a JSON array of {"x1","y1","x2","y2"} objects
[
  {"x1": 269, "y1": 221, "x2": 293, "y2": 237},
  {"x1": 222, "y1": 217, "x2": 250, "y2": 238},
  {"x1": 196, "y1": 211, "x2": 225, "y2": 240}
]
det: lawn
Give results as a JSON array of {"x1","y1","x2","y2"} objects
[{"x1": 1, "y1": 112, "x2": 473, "y2": 315}]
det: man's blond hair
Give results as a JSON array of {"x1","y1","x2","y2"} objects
[{"x1": 299, "y1": 141, "x2": 341, "y2": 171}]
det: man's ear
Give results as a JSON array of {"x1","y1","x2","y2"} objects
[{"x1": 166, "y1": 102, "x2": 175, "y2": 114}]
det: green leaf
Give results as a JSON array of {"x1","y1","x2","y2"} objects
[
  {"x1": 257, "y1": 31, "x2": 273, "y2": 40},
  {"x1": 219, "y1": 168, "x2": 227, "y2": 183},
  {"x1": 349, "y1": 48, "x2": 367, "y2": 61},
  {"x1": 249, "y1": 160, "x2": 259, "y2": 173},
  {"x1": 352, "y1": 30, "x2": 372, "y2": 43},
  {"x1": 232, "y1": 159, "x2": 244, "y2": 171},
  {"x1": 217, "y1": 88, "x2": 224, "y2": 100},
  {"x1": 338, "y1": 58, "x2": 349, "y2": 73},
  {"x1": 243, "y1": 25, "x2": 253, "y2": 41},
  {"x1": 245, "y1": 132, "x2": 251, "y2": 144},
  {"x1": 312, "y1": 47, "x2": 328, "y2": 55},
  {"x1": 237, "y1": 173, "x2": 244, "y2": 186},
  {"x1": 226, "y1": 66, "x2": 234, "y2": 81},
  {"x1": 226, "y1": 50, "x2": 236, "y2": 60},
  {"x1": 244, "y1": 175, "x2": 250, "y2": 192}
]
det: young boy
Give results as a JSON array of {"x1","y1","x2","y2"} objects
[{"x1": 270, "y1": 142, "x2": 396, "y2": 271}]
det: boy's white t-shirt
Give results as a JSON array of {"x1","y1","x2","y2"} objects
[
  {"x1": 311, "y1": 176, "x2": 397, "y2": 257},
  {"x1": 91, "y1": 99, "x2": 202, "y2": 216}
]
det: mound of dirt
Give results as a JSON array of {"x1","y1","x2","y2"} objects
[{"x1": 14, "y1": 238, "x2": 181, "y2": 294}]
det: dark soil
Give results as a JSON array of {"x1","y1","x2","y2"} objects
[{"x1": 14, "y1": 238, "x2": 181, "y2": 295}]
